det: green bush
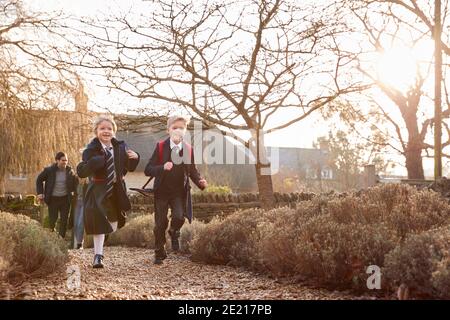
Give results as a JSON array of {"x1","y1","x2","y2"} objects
[
  {"x1": 0, "y1": 211, "x2": 68, "y2": 281},
  {"x1": 384, "y1": 226, "x2": 450, "y2": 299},
  {"x1": 198, "y1": 184, "x2": 232, "y2": 194}
]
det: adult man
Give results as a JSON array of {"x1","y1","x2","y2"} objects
[{"x1": 36, "y1": 152, "x2": 79, "y2": 238}]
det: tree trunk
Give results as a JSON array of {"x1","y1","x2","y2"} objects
[
  {"x1": 249, "y1": 129, "x2": 276, "y2": 209},
  {"x1": 405, "y1": 143, "x2": 425, "y2": 179},
  {"x1": 403, "y1": 108, "x2": 425, "y2": 180},
  {"x1": 255, "y1": 163, "x2": 276, "y2": 209}
]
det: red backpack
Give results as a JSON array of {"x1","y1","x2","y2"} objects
[
  {"x1": 156, "y1": 139, "x2": 192, "y2": 164},
  {"x1": 133, "y1": 140, "x2": 193, "y2": 195}
]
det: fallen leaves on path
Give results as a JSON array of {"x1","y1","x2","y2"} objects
[{"x1": 19, "y1": 247, "x2": 366, "y2": 300}]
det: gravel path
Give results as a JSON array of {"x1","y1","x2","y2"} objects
[{"x1": 21, "y1": 247, "x2": 365, "y2": 300}]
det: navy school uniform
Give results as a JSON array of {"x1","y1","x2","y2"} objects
[
  {"x1": 76, "y1": 137, "x2": 140, "y2": 235},
  {"x1": 144, "y1": 137, "x2": 205, "y2": 223}
]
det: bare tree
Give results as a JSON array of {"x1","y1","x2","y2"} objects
[
  {"x1": 315, "y1": 130, "x2": 390, "y2": 191},
  {"x1": 70, "y1": 0, "x2": 363, "y2": 208},
  {"x1": 0, "y1": 0, "x2": 80, "y2": 109},
  {"x1": 329, "y1": 0, "x2": 450, "y2": 179}
]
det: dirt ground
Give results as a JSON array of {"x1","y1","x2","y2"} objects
[{"x1": 17, "y1": 247, "x2": 373, "y2": 300}]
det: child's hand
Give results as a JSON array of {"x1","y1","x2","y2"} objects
[
  {"x1": 164, "y1": 162, "x2": 173, "y2": 171},
  {"x1": 199, "y1": 179, "x2": 207, "y2": 189},
  {"x1": 126, "y1": 149, "x2": 139, "y2": 159}
]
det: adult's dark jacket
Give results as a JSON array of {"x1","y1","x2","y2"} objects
[
  {"x1": 144, "y1": 137, "x2": 205, "y2": 223},
  {"x1": 76, "y1": 137, "x2": 140, "y2": 235},
  {"x1": 36, "y1": 164, "x2": 79, "y2": 205}
]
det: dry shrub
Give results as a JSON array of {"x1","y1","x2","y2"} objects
[
  {"x1": 384, "y1": 226, "x2": 450, "y2": 299},
  {"x1": 190, "y1": 184, "x2": 450, "y2": 296},
  {"x1": 254, "y1": 205, "x2": 317, "y2": 275},
  {"x1": 293, "y1": 217, "x2": 397, "y2": 289},
  {"x1": 103, "y1": 213, "x2": 204, "y2": 253},
  {"x1": 360, "y1": 184, "x2": 450, "y2": 237},
  {"x1": 191, "y1": 208, "x2": 268, "y2": 265},
  {"x1": 108, "y1": 214, "x2": 155, "y2": 248},
  {"x1": 82, "y1": 235, "x2": 94, "y2": 249},
  {"x1": 180, "y1": 220, "x2": 207, "y2": 253},
  {"x1": 0, "y1": 211, "x2": 68, "y2": 281},
  {"x1": 252, "y1": 208, "x2": 397, "y2": 289},
  {"x1": 321, "y1": 184, "x2": 450, "y2": 236}
]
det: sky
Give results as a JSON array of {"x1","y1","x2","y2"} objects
[
  {"x1": 26, "y1": 0, "x2": 330, "y2": 148},
  {"x1": 23, "y1": 0, "x2": 450, "y2": 177}
]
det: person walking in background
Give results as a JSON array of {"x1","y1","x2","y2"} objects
[
  {"x1": 36, "y1": 152, "x2": 79, "y2": 238},
  {"x1": 145, "y1": 115, "x2": 207, "y2": 265},
  {"x1": 77, "y1": 115, "x2": 140, "y2": 268}
]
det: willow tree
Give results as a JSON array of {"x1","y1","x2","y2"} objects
[
  {"x1": 71, "y1": 0, "x2": 362, "y2": 208},
  {"x1": 0, "y1": 0, "x2": 90, "y2": 193},
  {"x1": 0, "y1": 66, "x2": 92, "y2": 193}
]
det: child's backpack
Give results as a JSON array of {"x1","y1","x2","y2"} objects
[
  {"x1": 130, "y1": 140, "x2": 192, "y2": 196},
  {"x1": 156, "y1": 139, "x2": 192, "y2": 164}
]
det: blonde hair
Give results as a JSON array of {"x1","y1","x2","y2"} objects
[
  {"x1": 92, "y1": 114, "x2": 117, "y2": 134},
  {"x1": 167, "y1": 114, "x2": 190, "y2": 129}
]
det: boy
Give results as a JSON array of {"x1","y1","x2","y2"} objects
[{"x1": 145, "y1": 115, "x2": 207, "y2": 264}]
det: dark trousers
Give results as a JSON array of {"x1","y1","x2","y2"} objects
[
  {"x1": 48, "y1": 195, "x2": 70, "y2": 238},
  {"x1": 154, "y1": 193, "x2": 185, "y2": 254}
]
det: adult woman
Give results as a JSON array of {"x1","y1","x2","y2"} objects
[{"x1": 77, "y1": 115, "x2": 139, "y2": 268}]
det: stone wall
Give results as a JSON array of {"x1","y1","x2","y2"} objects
[
  {"x1": 1, "y1": 192, "x2": 318, "y2": 223},
  {"x1": 0, "y1": 192, "x2": 317, "y2": 223},
  {"x1": 4, "y1": 178, "x2": 450, "y2": 223},
  {"x1": 129, "y1": 192, "x2": 316, "y2": 222},
  {"x1": 0, "y1": 194, "x2": 41, "y2": 221}
]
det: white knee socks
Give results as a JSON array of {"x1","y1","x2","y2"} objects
[
  {"x1": 93, "y1": 221, "x2": 118, "y2": 255},
  {"x1": 93, "y1": 234, "x2": 105, "y2": 255}
]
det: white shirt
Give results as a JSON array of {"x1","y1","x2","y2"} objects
[
  {"x1": 101, "y1": 142, "x2": 114, "y2": 159},
  {"x1": 170, "y1": 139, "x2": 183, "y2": 151}
]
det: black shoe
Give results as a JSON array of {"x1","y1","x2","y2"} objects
[
  {"x1": 76, "y1": 243, "x2": 83, "y2": 250},
  {"x1": 155, "y1": 249, "x2": 167, "y2": 259},
  {"x1": 154, "y1": 249, "x2": 167, "y2": 264},
  {"x1": 168, "y1": 229, "x2": 180, "y2": 252},
  {"x1": 93, "y1": 254, "x2": 104, "y2": 268}
]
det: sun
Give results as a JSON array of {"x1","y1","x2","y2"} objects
[
  {"x1": 375, "y1": 40, "x2": 434, "y2": 92},
  {"x1": 376, "y1": 46, "x2": 418, "y2": 92}
]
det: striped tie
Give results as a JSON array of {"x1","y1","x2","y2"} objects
[{"x1": 105, "y1": 147, "x2": 115, "y2": 198}]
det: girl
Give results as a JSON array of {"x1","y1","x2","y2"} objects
[{"x1": 77, "y1": 115, "x2": 139, "y2": 268}]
